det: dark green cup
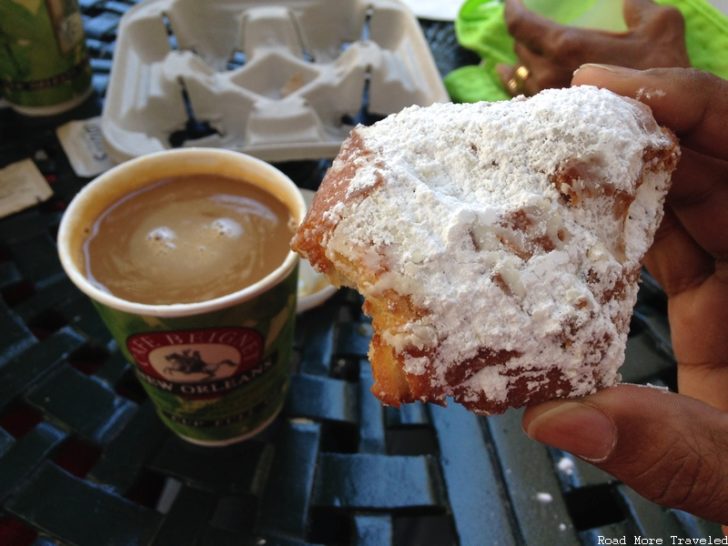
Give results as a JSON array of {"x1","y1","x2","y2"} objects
[{"x1": 58, "y1": 148, "x2": 304, "y2": 445}]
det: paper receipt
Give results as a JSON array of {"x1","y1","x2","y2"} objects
[{"x1": 0, "y1": 160, "x2": 53, "y2": 219}]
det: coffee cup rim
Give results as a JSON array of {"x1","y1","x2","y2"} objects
[{"x1": 57, "y1": 147, "x2": 305, "y2": 317}]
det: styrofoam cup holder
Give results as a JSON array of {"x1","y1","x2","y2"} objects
[{"x1": 101, "y1": 0, "x2": 449, "y2": 162}]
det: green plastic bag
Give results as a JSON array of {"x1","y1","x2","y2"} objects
[{"x1": 445, "y1": 0, "x2": 728, "y2": 102}]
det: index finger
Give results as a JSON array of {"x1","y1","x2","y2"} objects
[
  {"x1": 504, "y1": 0, "x2": 570, "y2": 54},
  {"x1": 505, "y1": 0, "x2": 614, "y2": 57},
  {"x1": 572, "y1": 64, "x2": 728, "y2": 159}
]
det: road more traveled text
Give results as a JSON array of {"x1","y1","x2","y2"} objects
[{"x1": 598, "y1": 537, "x2": 728, "y2": 545}]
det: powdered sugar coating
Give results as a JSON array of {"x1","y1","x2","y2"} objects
[{"x1": 306, "y1": 86, "x2": 677, "y2": 411}]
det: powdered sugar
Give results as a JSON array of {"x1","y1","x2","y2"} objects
[
  {"x1": 315, "y1": 86, "x2": 677, "y2": 410},
  {"x1": 636, "y1": 87, "x2": 667, "y2": 101},
  {"x1": 535, "y1": 492, "x2": 554, "y2": 503},
  {"x1": 557, "y1": 456, "x2": 576, "y2": 475}
]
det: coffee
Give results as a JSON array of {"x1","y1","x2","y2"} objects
[
  {"x1": 59, "y1": 148, "x2": 305, "y2": 445},
  {"x1": 83, "y1": 173, "x2": 294, "y2": 305}
]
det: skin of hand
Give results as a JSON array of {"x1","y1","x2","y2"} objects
[
  {"x1": 498, "y1": 0, "x2": 690, "y2": 96},
  {"x1": 522, "y1": 65, "x2": 728, "y2": 526}
]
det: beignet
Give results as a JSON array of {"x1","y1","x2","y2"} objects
[{"x1": 291, "y1": 86, "x2": 679, "y2": 414}]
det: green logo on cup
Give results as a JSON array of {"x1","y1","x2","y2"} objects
[{"x1": 127, "y1": 327, "x2": 267, "y2": 397}]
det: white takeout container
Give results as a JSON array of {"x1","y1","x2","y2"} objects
[
  {"x1": 296, "y1": 189, "x2": 337, "y2": 313},
  {"x1": 101, "y1": 0, "x2": 449, "y2": 163}
]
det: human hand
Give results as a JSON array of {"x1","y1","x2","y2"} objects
[
  {"x1": 498, "y1": 0, "x2": 690, "y2": 96},
  {"x1": 523, "y1": 65, "x2": 728, "y2": 526}
]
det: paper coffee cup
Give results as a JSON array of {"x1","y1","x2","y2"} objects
[
  {"x1": 0, "y1": 0, "x2": 93, "y2": 116},
  {"x1": 58, "y1": 148, "x2": 305, "y2": 446}
]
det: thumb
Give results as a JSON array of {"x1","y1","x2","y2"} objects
[
  {"x1": 523, "y1": 384, "x2": 728, "y2": 524},
  {"x1": 622, "y1": 0, "x2": 660, "y2": 28}
]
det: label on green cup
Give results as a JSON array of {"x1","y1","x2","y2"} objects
[
  {"x1": 93, "y1": 266, "x2": 298, "y2": 445},
  {"x1": 127, "y1": 327, "x2": 267, "y2": 397},
  {"x1": 0, "y1": 0, "x2": 92, "y2": 110}
]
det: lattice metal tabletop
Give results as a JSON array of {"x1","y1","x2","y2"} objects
[{"x1": 0, "y1": 2, "x2": 722, "y2": 545}]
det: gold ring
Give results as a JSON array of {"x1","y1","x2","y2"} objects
[{"x1": 507, "y1": 65, "x2": 530, "y2": 95}]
